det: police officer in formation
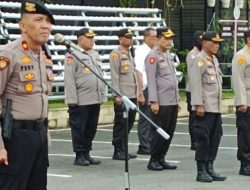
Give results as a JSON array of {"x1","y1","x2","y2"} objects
[
  {"x1": 109, "y1": 28, "x2": 137, "y2": 160},
  {"x1": 232, "y1": 30, "x2": 250, "y2": 176},
  {"x1": 190, "y1": 32, "x2": 226, "y2": 182},
  {"x1": 64, "y1": 28, "x2": 105, "y2": 166},
  {"x1": 0, "y1": 0, "x2": 54, "y2": 189},
  {"x1": 145, "y1": 27, "x2": 179, "y2": 171},
  {"x1": 135, "y1": 28, "x2": 157, "y2": 155},
  {"x1": 185, "y1": 31, "x2": 204, "y2": 150}
]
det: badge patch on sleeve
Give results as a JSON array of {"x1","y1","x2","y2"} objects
[
  {"x1": 197, "y1": 60, "x2": 204, "y2": 67},
  {"x1": 237, "y1": 56, "x2": 246, "y2": 64},
  {"x1": 0, "y1": 56, "x2": 10, "y2": 70},
  {"x1": 112, "y1": 53, "x2": 119, "y2": 61},
  {"x1": 149, "y1": 57, "x2": 156, "y2": 64}
]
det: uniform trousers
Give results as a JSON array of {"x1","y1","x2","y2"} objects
[
  {"x1": 112, "y1": 98, "x2": 137, "y2": 150},
  {"x1": 68, "y1": 104, "x2": 100, "y2": 153},
  {"x1": 193, "y1": 112, "x2": 223, "y2": 161},
  {"x1": 186, "y1": 91, "x2": 196, "y2": 143},
  {"x1": 0, "y1": 120, "x2": 48, "y2": 190},
  {"x1": 149, "y1": 105, "x2": 178, "y2": 160},
  {"x1": 236, "y1": 107, "x2": 250, "y2": 161},
  {"x1": 137, "y1": 88, "x2": 150, "y2": 151}
]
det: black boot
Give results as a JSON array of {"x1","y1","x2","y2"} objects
[
  {"x1": 196, "y1": 161, "x2": 213, "y2": 182},
  {"x1": 147, "y1": 158, "x2": 163, "y2": 171},
  {"x1": 239, "y1": 161, "x2": 250, "y2": 176},
  {"x1": 113, "y1": 149, "x2": 127, "y2": 160},
  {"x1": 159, "y1": 157, "x2": 177, "y2": 170},
  {"x1": 206, "y1": 161, "x2": 226, "y2": 181},
  {"x1": 84, "y1": 152, "x2": 101, "y2": 165},
  {"x1": 74, "y1": 152, "x2": 90, "y2": 166}
]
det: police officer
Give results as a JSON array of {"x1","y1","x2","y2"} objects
[
  {"x1": 190, "y1": 32, "x2": 226, "y2": 182},
  {"x1": 110, "y1": 28, "x2": 137, "y2": 160},
  {"x1": 64, "y1": 28, "x2": 105, "y2": 166},
  {"x1": 232, "y1": 30, "x2": 250, "y2": 176},
  {"x1": 0, "y1": 0, "x2": 54, "y2": 189},
  {"x1": 185, "y1": 31, "x2": 204, "y2": 150},
  {"x1": 145, "y1": 27, "x2": 179, "y2": 171},
  {"x1": 135, "y1": 28, "x2": 157, "y2": 155}
]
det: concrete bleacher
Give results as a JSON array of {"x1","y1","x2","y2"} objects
[{"x1": 0, "y1": 1, "x2": 166, "y2": 100}]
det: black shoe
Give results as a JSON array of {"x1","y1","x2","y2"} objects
[
  {"x1": 112, "y1": 150, "x2": 128, "y2": 160},
  {"x1": 84, "y1": 153, "x2": 101, "y2": 165},
  {"x1": 206, "y1": 161, "x2": 226, "y2": 181},
  {"x1": 239, "y1": 161, "x2": 250, "y2": 176},
  {"x1": 74, "y1": 153, "x2": 90, "y2": 166},
  {"x1": 137, "y1": 149, "x2": 150, "y2": 155},
  {"x1": 159, "y1": 159, "x2": 177, "y2": 170},
  {"x1": 128, "y1": 153, "x2": 137, "y2": 159},
  {"x1": 147, "y1": 159, "x2": 163, "y2": 171},
  {"x1": 196, "y1": 161, "x2": 213, "y2": 183}
]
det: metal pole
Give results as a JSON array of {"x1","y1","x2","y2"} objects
[{"x1": 234, "y1": 0, "x2": 238, "y2": 54}]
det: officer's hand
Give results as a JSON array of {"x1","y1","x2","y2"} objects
[
  {"x1": 115, "y1": 97, "x2": 122, "y2": 105},
  {"x1": 0, "y1": 148, "x2": 8, "y2": 165},
  {"x1": 151, "y1": 102, "x2": 159, "y2": 114},
  {"x1": 196, "y1": 105, "x2": 205, "y2": 117},
  {"x1": 137, "y1": 93, "x2": 145, "y2": 106},
  {"x1": 237, "y1": 105, "x2": 247, "y2": 113},
  {"x1": 178, "y1": 104, "x2": 181, "y2": 112}
]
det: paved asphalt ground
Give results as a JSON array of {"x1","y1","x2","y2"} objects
[{"x1": 47, "y1": 114, "x2": 250, "y2": 190}]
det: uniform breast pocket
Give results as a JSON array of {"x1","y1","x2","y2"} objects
[
  {"x1": 159, "y1": 63, "x2": 171, "y2": 76},
  {"x1": 204, "y1": 69, "x2": 216, "y2": 84},
  {"x1": 18, "y1": 71, "x2": 38, "y2": 94}
]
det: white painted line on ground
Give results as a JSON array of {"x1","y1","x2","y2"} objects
[
  {"x1": 47, "y1": 173, "x2": 72, "y2": 178},
  {"x1": 51, "y1": 139, "x2": 237, "y2": 149},
  {"x1": 177, "y1": 122, "x2": 236, "y2": 127},
  {"x1": 48, "y1": 153, "x2": 180, "y2": 163},
  {"x1": 95, "y1": 129, "x2": 237, "y2": 137}
]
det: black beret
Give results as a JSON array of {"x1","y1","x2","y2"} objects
[
  {"x1": 76, "y1": 28, "x2": 96, "y2": 38},
  {"x1": 202, "y1": 32, "x2": 223, "y2": 42},
  {"x1": 157, "y1": 27, "x2": 175, "y2": 38},
  {"x1": 117, "y1": 28, "x2": 135, "y2": 37},
  {"x1": 244, "y1": 30, "x2": 250, "y2": 38},
  {"x1": 21, "y1": 0, "x2": 55, "y2": 24}
]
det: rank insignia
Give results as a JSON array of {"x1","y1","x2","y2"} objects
[
  {"x1": 66, "y1": 55, "x2": 74, "y2": 64},
  {"x1": 112, "y1": 53, "x2": 119, "y2": 61},
  {"x1": 237, "y1": 56, "x2": 246, "y2": 64},
  {"x1": 149, "y1": 57, "x2": 156, "y2": 64},
  {"x1": 25, "y1": 73, "x2": 34, "y2": 80},
  {"x1": 22, "y1": 41, "x2": 29, "y2": 51},
  {"x1": 24, "y1": 83, "x2": 33, "y2": 92},
  {"x1": 0, "y1": 56, "x2": 10, "y2": 70},
  {"x1": 22, "y1": 56, "x2": 31, "y2": 63},
  {"x1": 197, "y1": 60, "x2": 204, "y2": 67},
  {"x1": 25, "y1": 2, "x2": 36, "y2": 12}
]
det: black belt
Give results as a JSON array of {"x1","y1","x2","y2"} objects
[{"x1": 13, "y1": 119, "x2": 47, "y2": 130}]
